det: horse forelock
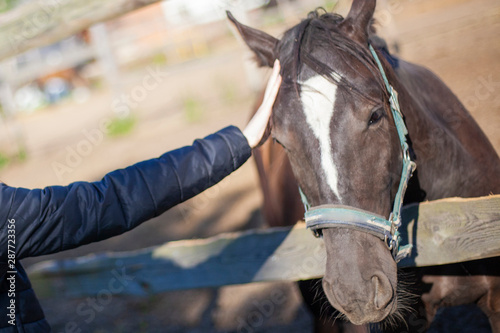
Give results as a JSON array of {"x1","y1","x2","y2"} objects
[
  {"x1": 273, "y1": 9, "x2": 398, "y2": 204},
  {"x1": 277, "y1": 9, "x2": 387, "y2": 104}
]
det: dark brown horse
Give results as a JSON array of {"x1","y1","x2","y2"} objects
[{"x1": 230, "y1": 1, "x2": 500, "y2": 332}]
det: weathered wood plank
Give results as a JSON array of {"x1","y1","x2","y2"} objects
[
  {"x1": 29, "y1": 224, "x2": 326, "y2": 298},
  {"x1": 398, "y1": 195, "x2": 500, "y2": 267},
  {"x1": 28, "y1": 195, "x2": 500, "y2": 298},
  {"x1": 0, "y1": 0, "x2": 164, "y2": 61}
]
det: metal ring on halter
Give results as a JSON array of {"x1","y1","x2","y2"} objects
[
  {"x1": 384, "y1": 234, "x2": 393, "y2": 251},
  {"x1": 384, "y1": 233, "x2": 401, "y2": 260},
  {"x1": 312, "y1": 229, "x2": 322, "y2": 238}
]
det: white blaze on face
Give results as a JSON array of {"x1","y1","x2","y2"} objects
[{"x1": 300, "y1": 73, "x2": 342, "y2": 201}]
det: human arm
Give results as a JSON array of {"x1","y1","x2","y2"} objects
[
  {"x1": 0, "y1": 61, "x2": 281, "y2": 261},
  {"x1": 0, "y1": 126, "x2": 250, "y2": 261}
]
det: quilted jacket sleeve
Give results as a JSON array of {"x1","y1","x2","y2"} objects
[{"x1": 0, "y1": 126, "x2": 251, "y2": 261}]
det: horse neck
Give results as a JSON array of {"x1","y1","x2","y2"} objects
[{"x1": 390, "y1": 60, "x2": 500, "y2": 199}]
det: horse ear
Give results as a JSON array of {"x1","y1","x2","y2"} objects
[
  {"x1": 340, "y1": 0, "x2": 376, "y2": 44},
  {"x1": 227, "y1": 11, "x2": 278, "y2": 67}
]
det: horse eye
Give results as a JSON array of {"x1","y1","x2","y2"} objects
[
  {"x1": 273, "y1": 137, "x2": 287, "y2": 150},
  {"x1": 369, "y1": 108, "x2": 384, "y2": 126}
]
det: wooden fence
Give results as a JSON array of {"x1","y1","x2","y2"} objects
[
  {"x1": 29, "y1": 195, "x2": 500, "y2": 298},
  {"x1": 2, "y1": 0, "x2": 499, "y2": 300},
  {"x1": 0, "y1": 0, "x2": 167, "y2": 62}
]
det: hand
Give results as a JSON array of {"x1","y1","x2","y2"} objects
[{"x1": 243, "y1": 60, "x2": 282, "y2": 148}]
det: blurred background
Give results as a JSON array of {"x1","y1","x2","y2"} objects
[{"x1": 0, "y1": 0, "x2": 499, "y2": 331}]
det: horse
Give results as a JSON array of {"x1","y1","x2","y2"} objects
[{"x1": 229, "y1": 1, "x2": 500, "y2": 332}]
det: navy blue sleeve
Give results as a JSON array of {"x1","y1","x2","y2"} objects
[{"x1": 0, "y1": 126, "x2": 251, "y2": 261}]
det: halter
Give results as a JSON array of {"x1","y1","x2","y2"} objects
[{"x1": 302, "y1": 45, "x2": 416, "y2": 263}]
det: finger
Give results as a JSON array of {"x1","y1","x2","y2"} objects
[
  {"x1": 263, "y1": 60, "x2": 281, "y2": 99},
  {"x1": 262, "y1": 73, "x2": 282, "y2": 108},
  {"x1": 262, "y1": 74, "x2": 281, "y2": 109},
  {"x1": 243, "y1": 61, "x2": 281, "y2": 148},
  {"x1": 264, "y1": 60, "x2": 281, "y2": 98},
  {"x1": 272, "y1": 59, "x2": 281, "y2": 77}
]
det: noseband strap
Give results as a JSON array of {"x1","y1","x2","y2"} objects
[
  {"x1": 305, "y1": 205, "x2": 413, "y2": 263},
  {"x1": 303, "y1": 45, "x2": 416, "y2": 263}
]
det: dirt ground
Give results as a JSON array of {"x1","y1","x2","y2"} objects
[{"x1": 1, "y1": 0, "x2": 499, "y2": 332}]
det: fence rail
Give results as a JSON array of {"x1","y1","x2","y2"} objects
[
  {"x1": 0, "y1": 0, "x2": 165, "y2": 61},
  {"x1": 28, "y1": 195, "x2": 500, "y2": 299}
]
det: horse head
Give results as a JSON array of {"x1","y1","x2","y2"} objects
[{"x1": 229, "y1": 0, "x2": 409, "y2": 325}]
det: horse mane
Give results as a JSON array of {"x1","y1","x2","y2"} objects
[{"x1": 278, "y1": 8, "x2": 387, "y2": 103}]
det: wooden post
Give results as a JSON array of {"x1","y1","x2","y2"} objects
[
  {"x1": 0, "y1": 58, "x2": 26, "y2": 157},
  {"x1": 89, "y1": 23, "x2": 123, "y2": 115},
  {"x1": 0, "y1": 58, "x2": 18, "y2": 116},
  {"x1": 0, "y1": 81, "x2": 16, "y2": 117},
  {"x1": 399, "y1": 195, "x2": 500, "y2": 267}
]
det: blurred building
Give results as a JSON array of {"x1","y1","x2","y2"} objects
[{"x1": 0, "y1": 0, "x2": 329, "y2": 116}]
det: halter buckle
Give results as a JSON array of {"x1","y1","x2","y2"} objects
[
  {"x1": 312, "y1": 228, "x2": 322, "y2": 238},
  {"x1": 389, "y1": 87, "x2": 402, "y2": 118},
  {"x1": 384, "y1": 234, "x2": 393, "y2": 251},
  {"x1": 384, "y1": 231, "x2": 401, "y2": 259}
]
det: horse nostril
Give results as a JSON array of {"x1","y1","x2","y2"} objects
[{"x1": 372, "y1": 274, "x2": 393, "y2": 310}]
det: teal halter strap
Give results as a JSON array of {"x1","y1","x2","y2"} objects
[{"x1": 303, "y1": 45, "x2": 416, "y2": 262}]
